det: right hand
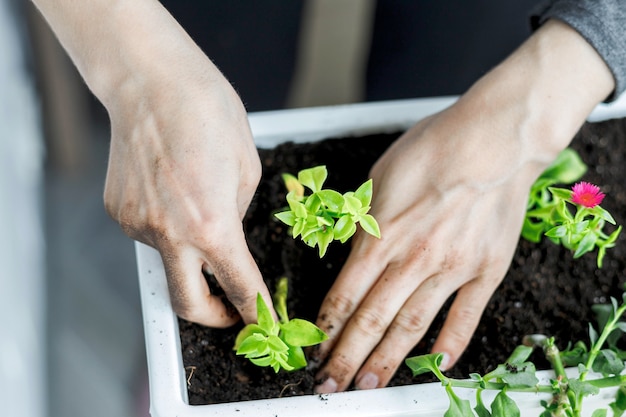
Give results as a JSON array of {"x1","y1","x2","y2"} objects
[
  {"x1": 32, "y1": 0, "x2": 275, "y2": 328},
  {"x1": 103, "y1": 65, "x2": 272, "y2": 328}
]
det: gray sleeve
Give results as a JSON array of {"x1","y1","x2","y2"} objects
[{"x1": 530, "y1": 0, "x2": 626, "y2": 101}]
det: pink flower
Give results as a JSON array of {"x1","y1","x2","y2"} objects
[{"x1": 571, "y1": 181, "x2": 605, "y2": 208}]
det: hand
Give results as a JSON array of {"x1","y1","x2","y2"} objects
[
  {"x1": 103, "y1": 71, "x2": 272, "y2": 327},
  {"x1": 311, "y1": 19, "x2": 615, "y2": 393},
  {"x1": 312, "y1": 105, "x2": 538, "y2": 392},
  {"x1": 31, "y1": 0, "x2": 276, "y2": 327}
]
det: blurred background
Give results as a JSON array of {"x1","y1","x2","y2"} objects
[{"x1": 1, "y1": 1, "x2": 537, "y2": 416}]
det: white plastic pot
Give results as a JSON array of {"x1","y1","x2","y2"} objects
[{"x1": 136, "y1": 96, "x2": 626, "y2": 417}]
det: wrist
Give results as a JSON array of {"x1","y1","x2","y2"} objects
[
  {"x1": 32, "y1": 0, "x2": 231, "y2": 113},
  {"x1": 459, "y1": 19, "x2": 613, "y2": 161}
]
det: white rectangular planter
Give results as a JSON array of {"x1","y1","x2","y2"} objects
[{"x1": 136, "y1": 96, "x2": 626, "y2": 417}]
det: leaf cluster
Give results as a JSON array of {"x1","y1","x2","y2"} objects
[
  {"x1": 523, "y1": 148, "x2": 621, "y2": 267},
  {"x1": 234, "y1": 278, "x2": 327, "y2": 372},
  {"x1": 274, "y1": 165, "x2": 381, "y2": 257}
]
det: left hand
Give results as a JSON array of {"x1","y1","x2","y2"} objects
[
  {"x1": 311, "y1": 104, "x2": 539, "y2": 392},
  {"x1": 311, "y1": 18, "x2": 615, "y2": 393}
]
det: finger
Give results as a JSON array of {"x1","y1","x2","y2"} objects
[
  {"x1": 353, "y1": 273, "x2": 460, "y2": 389},
  {"x1": 314, "y1": 269, "x2": 450, "y2": 393},
  {"x1": 313, "y1": 240, "x2": 388, "y2": 361},
  {"x1": 204, "y1": 222, "x2": 274, "y2": 325},
  {"x1": 430, "y1": 263, "x2": 508, "y2": 370},
  {"x1": 160, "y1": 245, "x2": 240, "y2": 328}
]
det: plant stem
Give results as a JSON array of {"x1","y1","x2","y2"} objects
[
  {"x1": 573, "y1": 301, "x2": 626, "y2": 414},
  {"x1": 582, "y1": 302, "x2": 626, "y2": 380},
  {"x1": 443, "y1": 374, "x2": 626, "y2": 395},
  {"x1": 274, "y1": 277, "x2": 290, "y2": 324},
  {"x1": 544, "y1": 338, "x2": 567, "y2": 380}
]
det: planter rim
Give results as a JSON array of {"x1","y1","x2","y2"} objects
[{"x1": 137, "y1": 96, "x2": 626, "y2": 417}]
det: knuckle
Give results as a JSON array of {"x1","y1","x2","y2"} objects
[
  {"x1": 324, "y1": 352, "x2": 357, "y2": 385},
  {"x1": 352, "y1": 309, "x2": 388, "y2": 337},
  {"x1": 392, "y1": 308, "x2": 430, "y2": 336},
  {"x1": 324, "y1": 293, "x2": 356, "y2": 317}
]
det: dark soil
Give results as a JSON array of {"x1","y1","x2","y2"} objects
[{"x1": 179, "y1": 118, "x2": 626, "y2": 405}]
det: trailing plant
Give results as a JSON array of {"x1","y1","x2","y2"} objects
[
  {"x1": 274, "y1": 165, "x2": 381, "y2": 257},
  {"x1": 523, "y1": 148, "x2": 621, "y2": 267},
  {"x1": 234, "y1": 277, "x2": 327, "y2": 372},
  {"x1": 405, "y1": 292, "x2": 626, "y2": 417}
]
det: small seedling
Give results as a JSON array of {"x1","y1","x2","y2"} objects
[
  {"x1": 274, "y1": 165, "x2": 381, "y2": 257},
  {"x1": 234, "y1": 277, "x2": 328, "y2": 372}
]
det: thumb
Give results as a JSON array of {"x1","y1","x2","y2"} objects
[
  {"x1": 202, "y1": 224, "x2": 275, "y2": 325},
  {"x1": 160, "y1": 245, "x2": 240, "y2": 328}
]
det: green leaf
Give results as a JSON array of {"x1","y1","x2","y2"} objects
[
  {"x1": 592, "y1": 349, "x2": 625, "y2": 375},
  {"x1": 483, "y1": 362, "x2": 538, "y2": 388},
  {"x1": 267, "y1": 334, "x2": 290, "y2": 352},
  {"x1": 589, "y1": 323, "x2": 599, "y2": 345},
  {"x1": 274, "y1": 210, "x2": 296, "y2": 227},
  {"x1": 280, "y1": 319, "x2": 328, "y2": 347},
  {"x1": 285, "y1": 345, "x2": 307, "y2": 371},
  {"x1": 316, "y1": 189, "x2": 345, "y2": 212},
  {"x1": 282, "y1": 173, "x2": 304, "y2": 197},
  {"x1": 342, "y1": 194, "x2": 362, "y2": 215},
  {"x1": 444, "y1": 386, "x2": 475, "y2": 417},
  {"x1": 250, "y1": 354, "x2": 273, "y2": 368},
  {"x1": 256, "y1": 293, "x2": 276, "y2": 333},
  {"x1": 234, "y1": 324, "x2": 266, "y2": 350},
  {"x1": 286, "y1": 191, "x2": 308, "y2": 217},
  {"x1": 612, "y1": 385, "x2": 626, "y2": 411},
  {"x1": 591, "y1": 409, "x2": 608, "y2": 417},
  {"x1": 292, "y1": 219, "x2": 305, "y2": 238},
  {"x1": 298, "y1": 165, "x2": 327, "y2": 192},
  {"x1": 236, "y1": 333, "x2": 268, "y2": 356},
  {"x1": 548, "y1": 187, "x2": 574, "y2": 201},
  {"x1": 539, "y1": 148, "x2": 587, "y2": 184},
  {"x1": 568, "y1": 379, "x2": 600, "y2": 397},
  {"x1": 545, "y1": 224, "x2": 567, "y2": 239},
  {"x1": 474, "y1": 390, "x2": 492, "y2": 417},
  {"x1": 521, "y1": 218, "x2": 547, "y2": 243},
  {"x1": 594, "y1": 206, "x2": 617, "y2": 225},
  {"x1": 405, "y1": 353, "x2": 443, "y2": 377},
  {"x1": 574, "y1": 232, "x2": 598, "y2": 258},
  {"x1": 491, "y1": 391, "x2": 520, "y2": 417},
  {"x1": 606, "y1": 226, "x2": 623, "y2": 245},
  {"x1": 555, "y1": 199, "x2": 574, "y2": 222},
  {"x1": 359, "y1": 214, "x2": 381, "y2": 238},
  {"x1": 354, "y1": 179, "x2": 374, "y2": 207},
  {"x1": 573, "y1": 220, "x2": 590, "y2": 234},
  {"x1": 506, "y1": 345, "x2": 534, "y2": 364},
  {"x1": 333, "y1": 216, "x2": 357, "y2": 242},
  {"x1": 316, "y1": 228, "x2": 334, "y2": 258}
]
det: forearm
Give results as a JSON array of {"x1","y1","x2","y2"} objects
[
  {"x1": 461, "y1": 19, "x2": 614, "y2": 160},
  {"x1": 428, "y1": 19, "x2": 615, "y2": 192},
  {"x1": 30, "y1": 0, "x2": 226, "y2": 111}
]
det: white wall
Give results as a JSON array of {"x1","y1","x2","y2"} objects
[{"x1": 0, "y1": 1, "x2": 46, "y2": 416}]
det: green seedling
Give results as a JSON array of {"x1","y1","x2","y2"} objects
[
  {"x1": 274, "y1": 165, "x2": 381, "y2": 257},
  {"x1": 234, "y1": 277, "x2": 328, "y2": 372},
  {"x1": 523, "y1": 148, "x2": 621, "y2": 267}
]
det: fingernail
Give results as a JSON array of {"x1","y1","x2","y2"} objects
[
  {"x1": 439, "y1": 352, "x2": 451, "y2": 372},
  {"x1": 314, "y1": 377, "x2": 337, "y2": 394},
  {"x1": 355, "y1": 372, "x2": 378, "y2": 390}
]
